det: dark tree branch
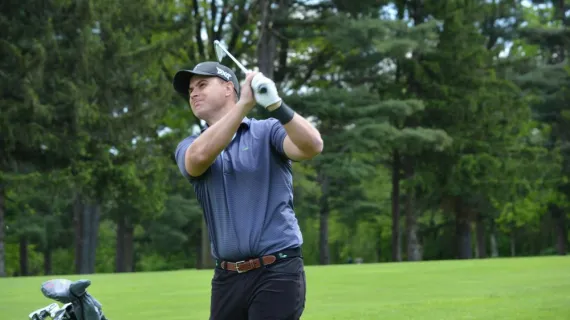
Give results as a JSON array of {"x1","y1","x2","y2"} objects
[
  {"x1": 227, "y1": 0, "x2": 257, "y2": 63},
  {"x1": 192, "y1": 0, "x2": 205, "y2": 60},
  {"x1": 293, "y1": 47, "x2": 334, "y2": 88},
  {"x1": 274, "y1": 37, "x2": 289, "y2": 83},
  {"x1": 214, "y1": 0, "x2": 230, "y2": 41},
  {"x1": 210, "y1": 0, "x2": 217, "y2": 41}
]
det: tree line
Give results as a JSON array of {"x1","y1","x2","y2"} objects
[{"x1": 1, "y1": 0, "x2": 568, "y2": 277}]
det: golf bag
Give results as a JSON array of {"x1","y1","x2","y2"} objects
[{"x1": 28, "y1": 279, "x2": 109, "y2": 320}]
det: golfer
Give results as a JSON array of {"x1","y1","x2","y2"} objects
[{"x1": 172, "y1": 61, "x2": 323, "y2": 320}]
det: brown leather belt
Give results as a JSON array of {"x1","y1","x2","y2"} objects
[
  {"x1": 218, "y1": 247, "x2": 302, "y2": 273},
  {"x1": 220, "y1": 255, "x2": 277, "y2": 273}
]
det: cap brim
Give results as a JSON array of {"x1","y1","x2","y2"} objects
[{"x1": 173, "y1": 70, "x2": 216, "y2": 96}]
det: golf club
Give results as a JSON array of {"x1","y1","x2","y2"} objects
[
  {"x1": 28, "y1": 303, "x2": 75, "y2": 320},
  {"x1": 28, "y1": 303, "x2": 59, "y2": 320},
  {"x1": 213, "y1": 40, "x2": 267, "y2": 94},
  {"x1": 214, "y1": 40, "x2": 249, "y2": 74}
]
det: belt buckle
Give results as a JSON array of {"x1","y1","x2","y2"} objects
[{"x1": 234, "y1": 260, "x2": 248, "y2": 273}]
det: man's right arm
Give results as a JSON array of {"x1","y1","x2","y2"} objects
[
  {"x1": 183, "y1": 102, "x2": 250, "y2": 177},
  {"x1": 176, "y1": 71, "x2": 258, "y2": 178},
  {"x1": 183, "y1": 72, "x2": 258, "y2": 177}
]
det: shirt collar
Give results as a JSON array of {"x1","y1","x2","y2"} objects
[{"x1": 201, "y1": 117, "x2": 251, "y2": 133}]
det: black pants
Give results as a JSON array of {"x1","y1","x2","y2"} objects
[{"x1": 209, "y1": 256, "x2": 306, "y2": 320}]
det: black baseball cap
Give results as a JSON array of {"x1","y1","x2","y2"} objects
[{"x1": 173, "y1": 61, "x2": 240, "y2": 98}]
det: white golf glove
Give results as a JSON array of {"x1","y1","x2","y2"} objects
[{"x1": 251, "y1": 73, "x2": 282, "y2": 108}]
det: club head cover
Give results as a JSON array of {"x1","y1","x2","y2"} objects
[{"x1": 41, "y1": 279, "x2": 105, "y2": 320}]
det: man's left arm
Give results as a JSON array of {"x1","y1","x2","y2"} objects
[
  {"x1": 268, "y1": 103, "x2": 323, "y2": 161},
  {"x1": 252, "y1": 73, "x2": 324, "y2": 161}
]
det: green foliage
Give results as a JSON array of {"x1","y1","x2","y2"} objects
[
  {"x1": 4, "y1": 243, "x2": 44, "y2": 276},
  {"x1": 95, "y1": 220, "x2": 116, "y2": 274}
]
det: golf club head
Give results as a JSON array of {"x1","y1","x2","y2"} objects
[
  {"x1": 213, "y1": 40, "x2": 226, "y2": 63},
  {"x1": 29, "y1": 303, "x2": 59, "y2": 320},
  {"x1": 52, "y1": 303, "x2": 74, "y2": 320}
]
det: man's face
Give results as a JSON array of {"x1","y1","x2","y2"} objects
[{"x1": 188, "y1": 75, "x2": 232, "y2": 118}]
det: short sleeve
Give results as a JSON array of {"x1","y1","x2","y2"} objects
[
  {"x1": 269, "y1": 119, "x2": 288, "y2": 157},
  {"x1": 174, "y1": 135, "x2": 200, "y2": 181}
]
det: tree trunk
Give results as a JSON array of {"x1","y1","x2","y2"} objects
[
  {"x1": 115, "y1": 216, "x2": 134, "y2": 272},
  {"x1": 376, "y1": 232, "x2": 382, "y2": 262},
  {"x1": 126, "y1": 221, "x2": 134, "y2": 271},
  {"x1": 455, "y1": 199, "x2": 472, "y2": 259},
  {"x1": 274, "y1": 34, "x2": 289, "y2": 83},
  {"x1": 475, "y1": 213, "x2": 487, "y2": 258},
  {"x1": 554, "y1": 209, "x2": 567, "y2": 255},
  {"x1": 319, "y1": 175, "x2": 330, "y2": 265},
  {"x1": 124, "y1": 221, "x2": 134, "y2": 271},
  {"x1": 405, "y1": 161, "x2": 421, "y2": 261},
  {"x1": 489, "y1": 233, "x2": 498, "y2": 257},
  {"x1": 74, "y1": 194, "x2": 84, "y2": 274},
  {"x1": 195, "y1": 218, "x2": 203, "y2": 269},
  {"x1": 44, "y1": 246, "x2": 52, "y2": 275},
  {"x1": 0, "y1": 181, "x2": 5, "y2": 277},
  {"x1": 557, "y1": 0, "x2": 568, "y2": 28},
  {"x1": 391, "y1": 150, "x2": 402, "y2": 262},
  {"x1": 86, "y1": 203, "x2": 100, "y2": 274},
  {"x1": 81, "y1": 202, "x2": 91, "y2": 273},
  {"x1": 489, "y1": 219, "x2": 499, "y2": 257},
  {"x1": 195, "y1": 241, "x2": 203, "y2": 269},
  {"x1": 116, "y1": 216, "x2": 125, "y2": 272},
  {"x1": 199, "y1": 217, "x2": 214, "y2": 269},
  {"x1": 74, "y1": 195, "x2": 101, "y2": 274},
  {"x1": 19, "y1": 236, "x2": 28, "y2": 276},
  {"x1": 319, "y1": 202, "x2": 330, "y2": 265},
  {"x1": 510, "y1": 228, "x2": 516, "y2": 257},
  {"x1": 256, "y1": 0, "x2": 289, "y2": 78}
]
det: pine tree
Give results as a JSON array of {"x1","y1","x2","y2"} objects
[
  {"x1": 411, "y1": 0, "x2": 549, "y2": 259},
  {"x1": 0, "y1": 0, "x2": 93, "y2": 277},
  {"x1": 514, "y1": 0, "x2": 570, "y2": 255},
  {"x1": 282, "y1": 0, "x2": 453, "y2": 263}
]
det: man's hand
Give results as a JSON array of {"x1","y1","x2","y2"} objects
[
  {"x1": 239, "y1": 72, "x2": 259, "y2": 111},
  {"x1": 251, "y1": 73, "x2": 282, "y2": 109}
]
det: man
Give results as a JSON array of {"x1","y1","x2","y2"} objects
[{"x1": 172, "y1": 61, "x2": 323, "y2": 320}]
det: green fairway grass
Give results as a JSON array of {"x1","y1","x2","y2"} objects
[{"x1": 1, "y1": 256, "x2": 569, "y2": 319}]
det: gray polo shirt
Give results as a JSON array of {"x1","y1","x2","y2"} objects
[{"x1": 174, "y1": 117, "x2": 303, "y2": 261}]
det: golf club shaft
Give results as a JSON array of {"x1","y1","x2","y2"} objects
[
  {"x1": 216, "y1": 42, "x2": 249, "y2": 74},
  {"x1": 214, "y1": 40, "x2": 267, "y2": 93},
  {"x1": 227, "y1": 52, "x2": 248, "y2": 74}
]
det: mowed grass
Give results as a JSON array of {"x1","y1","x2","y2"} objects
[{"x1": 1, "y1": 256, "x2": 569, "y2": 320}]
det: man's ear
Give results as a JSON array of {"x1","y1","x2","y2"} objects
[{"x1": 226, "y1": 82, "x2": 235, "y2": 98}]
